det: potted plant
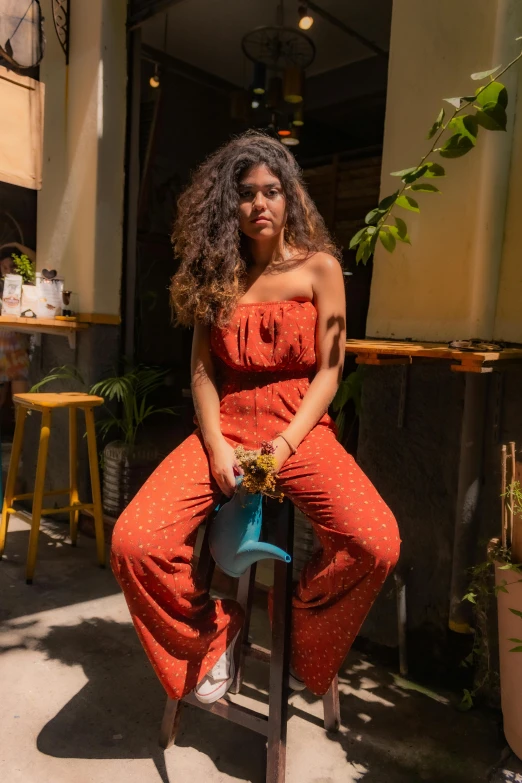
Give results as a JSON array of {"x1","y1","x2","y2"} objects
[
  {"x1": 463, "y1": 442, "x2": 522, "y2": 760},
  {"x1": 90, "y1": 366, "x2": 180, "y2": 517},
  {"x1": 31, "y1": 364, "x2": 180, "y2": 517}
]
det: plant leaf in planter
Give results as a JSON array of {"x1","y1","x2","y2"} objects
[{"x1": 509, "y1": 608, "x2": 522, "y2": 618}]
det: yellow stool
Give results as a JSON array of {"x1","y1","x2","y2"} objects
[{"x1": 0, "y1": 392, "x2": 106, "y2": 583}]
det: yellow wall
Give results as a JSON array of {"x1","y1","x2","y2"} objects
[
  {"x1": 37, "y1": 0, "x2": 127, "y2": 316},
  {"x1": 366, "y1": 0, "x2": 522, "y2": 342}
]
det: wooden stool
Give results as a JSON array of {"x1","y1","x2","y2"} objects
[
  {"x1": 159, "y1": 500, "x2": 341, "y2": 783},
  {"x1": 0, "y1": 392, "x2": 106, "y2": 583}
]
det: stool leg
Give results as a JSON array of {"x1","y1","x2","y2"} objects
[
  {"x1": 26, "y1": 409, "x2": 51, "y2": 584},
  {"x1": 159, "y1": 698, "x2": 183, "y2": 749},
  {"x1": 0, "y1": 406, "x2": 27, "y2": 557},
  {"x1": 84, "y1": 407, "x2": 105, "y2": 567},
  {"x1": 267, "y1": 502, "x2": 294, "y2": 783},
  {"x1": 230, "y1": 564, "x2": 256, "y2": 695},
  {"x1": 69, "y1": 407, "x2": 79, "y2": 546},
  {"x1": 322, "y1": 675, "x2": 341, "y2": 732}
]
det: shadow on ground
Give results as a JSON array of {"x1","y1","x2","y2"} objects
[
  {"x1": 0, "y1": 515, "x2": 505, "y2": 783},
  {"x1": 25, "y1": 614, "x2": 503, "y2": 783},
  {"x1": 0, "y1": 517, "x2": 120, "y2": 621}
]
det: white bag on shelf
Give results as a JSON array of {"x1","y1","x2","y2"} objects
[{"x1": 1, "y1": 274, "x2": 23, "y2": 316}]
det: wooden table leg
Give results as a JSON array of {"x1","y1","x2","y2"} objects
[
  {"x1": 0, "y1": 405, "x2": 27, "y2": 557},
  {"x1": 69, "y1": 407, "x2": 79, "y2": 546},
  {"x1": 322, "y1": 675, "x2": 341, "y2": 732},
  {"x1": 159, "y1": 698, "x2": 183, "y2": 749},
  {"x1": 26, "y1": 409, "x2": 51, "y2": 584}
]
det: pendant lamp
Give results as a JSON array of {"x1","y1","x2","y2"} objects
[
  {"x1": 252, "y1": 61, "x2": 266, "y2": 95},
  {"x1": 283, "y1": 66, "x2": 304, "y2": 104}
]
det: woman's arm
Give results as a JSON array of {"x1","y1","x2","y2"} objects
[
  {"x1": 191, "y1": 321, "x2": 239, "y2": 496},
  {"x1": 272, "y1": 253, "x2": 346, "y2": 469}
]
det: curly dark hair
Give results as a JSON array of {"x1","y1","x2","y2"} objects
[{"x1": 170, "y1": 130, "x2": 339, "y2": 326}]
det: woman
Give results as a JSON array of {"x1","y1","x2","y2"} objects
[{"x1": 111, "y1": 132, "x2": 400, "y2": 705}]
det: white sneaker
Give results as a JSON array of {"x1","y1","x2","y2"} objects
[
  {"x1": 289, "y1": 668, "x2": 306, "y2": 692},
  {"x1": 194, "y1": 634, "x2": 238, "y2": 704}
]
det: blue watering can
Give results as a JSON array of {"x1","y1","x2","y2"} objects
[{"x1": 208, "y1": 478, "x2": 292, "y2": 578}]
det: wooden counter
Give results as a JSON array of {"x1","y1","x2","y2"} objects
[
  {"x1": 0, "y1": 315, "x2": 88, "y2": 349},
  {"x1": 345, "y1": 338, "x2": 522, "y2": 373}
]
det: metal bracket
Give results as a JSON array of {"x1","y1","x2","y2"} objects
[
  {"x1": 397, "y1": 364, "x2": 409, "y2": 428},
  {"x1": 52, "y1": 0, "x2": 70, "y2": 64}
]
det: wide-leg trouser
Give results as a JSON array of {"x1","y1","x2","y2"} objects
[{"x1": 111, "y1": 424, "x2": 400, "y2": 699}]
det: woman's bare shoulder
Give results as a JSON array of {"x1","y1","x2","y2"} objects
[{"x1": 307, "y1": 252, "x2": 344, "y2": 284}]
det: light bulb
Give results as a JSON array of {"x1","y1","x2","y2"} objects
[
  {"x1": 150, "y1": 67, "x2": 160, "y2": 88},
  {"x1": 298, "y1": 5, "x2": 314, "y2": 30},
  {"x1": 251, "y1": 99, "x2": 260, "y2": 109}
]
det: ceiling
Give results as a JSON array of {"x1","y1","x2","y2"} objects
[{"x1": 141, "y1": 0, "x2": 392, "y2": 87}]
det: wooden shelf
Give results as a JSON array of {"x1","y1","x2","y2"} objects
[
  {"x1": 345, "y1": 338, "x2": 522, "y2": 374},
  {"x1": 0, "y1": 315, "x2": 88, "y2": 349}
]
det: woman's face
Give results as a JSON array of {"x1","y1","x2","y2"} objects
[{"x1": 238, "y1": 164, "x2": 287, "y2": 242}]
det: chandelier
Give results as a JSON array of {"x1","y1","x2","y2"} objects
[{"x1": 234, "y1": 17, "x2": 316, "y2": 147}]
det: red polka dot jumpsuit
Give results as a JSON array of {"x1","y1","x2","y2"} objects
[{"x1": 111, "y1": 301, "x2": 400, "y2": 699}]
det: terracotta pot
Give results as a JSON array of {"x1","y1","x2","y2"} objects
[
  {"x1": 495, "y1": 559, "x2": 522, "y2": 760},
  {"x1": 102, "y1": 441, "x2": 160, "y2": 517}
]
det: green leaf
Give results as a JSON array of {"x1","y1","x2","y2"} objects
[
  {"x1": 459, "y1": 689, "x2": 474, "y2": 711},
  {"x1": 389, "y1": 225, "x2": 411, "y2": 245},
  {"x1": 427, "y1": 108, "x2": 445, "y2": 139},
  {"x1": 365, "y1": 207, "x2": 386, "y2": 225},
  {"x1": 475, "y1": 81, "x2": 508, "y2": 109},
  {"x1": 356, "y1": 239, "x2": 369, "y2": 263},
  {"x1": 349, "y1": 227, "x2": 367, "y2": 250},
  {"x1": 462, "y1": 591, "x2": 476, "y2": 604},
  {"x1": 378, "y1": 190, "x2": 399, "y2": 210},
  {"x1": 394, "y1": 216, "x2": 408, "y2": 237},
  {"x1": 444, "y1": 96, "x2": 464, "y2": 109},
  {"x1": 410, "y1": 183, "x2": 441, "y2": 193},
  {"x1": 508, "y1": 638, "x2": 522, "y2": 643},
  {"x1": 390, "y1": 166, "x2": 417, "y2": 178},
  {"x1": 396, "y1": 195, "x2": 420, "y2": 212},
  {"x1": 379, "y1": 229, "x2": 396, "y2": 253},
  {"x1": 392, "y1": 217, "x2": 411, "y2": 243},
  {"x1": 438, "y1": 133, "x2": 474, "y2": 158},
  {"x1": 509, "y1": 608, "x2": 522, "y2": 618},
  {"x1": 475, "y1": 104, "x2": 507, "y2": 131},
  {"x1": 471, "y1": 65, "x2": 502, "y2": 80},
  {"x1": 509, "y1": 646, "x2": 522, "y2": 653},
  {"x1": 448, "y1": 115, "x2": 479, "y2": 143},
  {"x1": 402, "y1": 165, "x2": 429, "y2": 184},
  {"x1": 424, "y1": 162, "x2": 446, "y2": 178}
]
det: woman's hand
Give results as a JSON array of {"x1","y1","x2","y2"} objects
[
  {"x1": 271, "y1": 436, "x2": 293, "y2": 474},
  {"x1": 206, "y1": 436, "x2": 241, "y2": 497}
]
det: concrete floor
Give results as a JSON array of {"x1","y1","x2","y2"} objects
[{"x1": 0, "y1": 514, "x2": 519, "y2": 783}]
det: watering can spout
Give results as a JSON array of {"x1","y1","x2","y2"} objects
[{"x1": 231, "y1": 542, "x2": 292, "y2": 574}]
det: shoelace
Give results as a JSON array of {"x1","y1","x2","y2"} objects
[{"x1": 209, "y1": 656, "x2": 228, "y2": 682}]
